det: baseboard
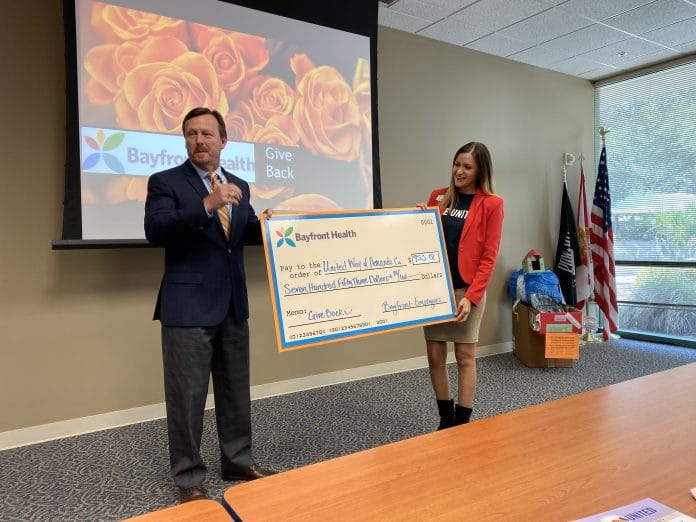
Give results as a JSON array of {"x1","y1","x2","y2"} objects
[
  {"x1": 0, "y1": 342, "x2": 512, "y2": 451},
  {"x1": 249, "y1": 345, "x2": 512, "y2": 399}
]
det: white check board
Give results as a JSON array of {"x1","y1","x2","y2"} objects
[{"x1": 261, "y1": 208, "x2": 456, "y2": 351}]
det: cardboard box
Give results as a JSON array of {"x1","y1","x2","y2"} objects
[
  {"x1": 528, "y1": 306, "x2": 583, "y2": 334},
  {"x1": 512, "y1": 302, "x2": 576, "y2": 368}
]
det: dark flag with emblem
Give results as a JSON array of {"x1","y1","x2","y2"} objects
[{"x1": 554, "y1": 182, "x2": 582, "y2": 306}]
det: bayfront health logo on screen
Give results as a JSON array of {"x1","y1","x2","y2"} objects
[
  {"x1": 81, "y1": 129, "x2": 126, "y2": 173},
  {"x1": 80, "y1": 127, "x2": 255, "y2": 181}
]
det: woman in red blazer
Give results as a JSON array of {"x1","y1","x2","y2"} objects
[{"x1": 421, "y1": 142, "x2": 504, "y2": 429}]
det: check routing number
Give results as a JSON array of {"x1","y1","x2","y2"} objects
[{"x1": 261, "y1": 208, "x2": 456, "y2": 351}]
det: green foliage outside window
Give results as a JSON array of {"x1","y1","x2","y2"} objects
[{"x1": 619, "y1": 268, "x2": 696, "y2": 337}]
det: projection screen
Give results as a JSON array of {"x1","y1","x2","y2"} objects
[{"x1": 58, "y1": 0, "x2": 379, "y2": 246}]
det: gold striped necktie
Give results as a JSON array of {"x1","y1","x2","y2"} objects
[{"x1": 209, "y1": 172, "x2": 231, "y2": 239}]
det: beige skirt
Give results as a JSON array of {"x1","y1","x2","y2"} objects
[{"x1": 423, "y1": 287, "x2": 486, "y2": 344}]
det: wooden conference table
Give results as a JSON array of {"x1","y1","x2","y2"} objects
[
  {"x1": 223, "y1": 363, "x2": 696, "y2": 521},
  {"x1": 124, "y1": 499, "x2": 231, "y2": 521}
]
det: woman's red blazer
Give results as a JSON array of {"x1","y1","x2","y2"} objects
[{"x1": 428, "y1": 188, "x2": 504, "y2": 307}]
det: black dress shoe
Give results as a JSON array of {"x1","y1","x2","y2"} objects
[
  {"x1": 179, "y1": 485, "x2": 209, "y2": 503},
  {"x1": 221, "y1": 464, "x2": 278, "y2": 482}
]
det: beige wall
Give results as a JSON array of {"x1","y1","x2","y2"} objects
[{"x1": 0, "y1": 4, "x2": 594, "y2": 433}]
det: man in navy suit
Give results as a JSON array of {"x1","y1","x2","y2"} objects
[{"x1": 145, "y1": 107, "x2": 276, "y2": 504}]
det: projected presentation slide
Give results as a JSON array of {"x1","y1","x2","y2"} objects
[{"x1": 75, "y1": 0, "x2": 373, "y2": 239}]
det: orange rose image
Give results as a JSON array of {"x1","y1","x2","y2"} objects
[
  {"x1": 224, "y1": 102, "x2": 256, "y2": 141},
  {"x1": 126, "y1": 176, "x2": 148, "y2": 202},
  {"x1": 103, "y1": 176, "x2": 148, "y2": 204},
  {"x1": 246, "y1": 115, "x2": 299, "y2": 146},
  {"x1": 91, "y1": 2, "x2": 189, "y2": 45},
  {"x1": 191, "y1": 25, "x2": 269, "y2": 100},
  {"x1": 84, "y1": 36, "x2": 189, "y2": 105},
  {"x1": 242, "y1": 75, "x2": 296, "y2": 124},
  {"x1": 352, "y1": 58, "x2": 372, "y2": 156},
  {"x1": 250, "y1": 184, "x2": 295, "y2": 203},
  {"x1": 103, "y1": 176, "x2": 131, "y2": 204},
  {"x1": 84, "y1": 41, "x2": 140, "y2": 104},
  {"x1": 290, "y1": 54, "x2": 361, "y2": 162},
  {"x1": 82, "y1": 185, "x2": 97, "y2": 205},
  {"x1": 352, "y1": 58, "x2": 371, "y2": 119},
  {"x1": 352, "y1": 58, "x2": 373, "y2": 200},
  {"x1": 276, "y1": 194, "x2": 342, "y2": 212},
  {"x1": 114, "y1": 51, "x2": 228, "y2": 133}
]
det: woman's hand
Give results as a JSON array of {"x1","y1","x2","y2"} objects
[
  {"x1": 455, "y1": 296, "x2": 471, "y2": 322},
  {"x1": 261, "y1": 208, "x2": 273, "y2": 219},
  {"x1": 416, "y1": 203, "x2": 428, "y2": 210}
]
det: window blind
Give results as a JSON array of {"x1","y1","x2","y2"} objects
[{"x1": 594, "y1": 60, "x2": 695, "y2": 339}]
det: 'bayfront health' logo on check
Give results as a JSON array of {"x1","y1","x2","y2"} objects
[
  {"x1": 275, "y1": 227, "x2": 296, "y2": 247},
  {"x1": 276, "y1": 227, "x2": 359, "y2": 248}
]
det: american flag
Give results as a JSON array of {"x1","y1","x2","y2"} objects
[
  {"x1": 575, "y1": 164, "x2": 594, "y2": 308},
  {"x1": 590, "y1": 146, "x2": 618, "y2": 339}
]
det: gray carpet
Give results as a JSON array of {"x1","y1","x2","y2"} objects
[{"x1": 1, "y1": 338, "x2": 694, "y2": 521}]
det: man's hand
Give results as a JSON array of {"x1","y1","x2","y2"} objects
[{"x1": 205, "y1": 182, "x2": 242, "y2": 213}]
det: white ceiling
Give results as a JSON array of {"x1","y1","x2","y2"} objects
[{"x1": 378, "y1": 0, "x2": 696, "y2": 80}]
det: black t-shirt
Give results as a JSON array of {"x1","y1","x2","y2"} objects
[{"x1": 442, "y1": 194, "x2": 474, "y2": 289}]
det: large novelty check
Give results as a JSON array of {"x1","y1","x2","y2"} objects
[{"x1": 261, "y1": 208, "x2": 456, "y2": 351}]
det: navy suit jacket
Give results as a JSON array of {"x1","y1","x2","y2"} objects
[{"x1": 145, "y1": 160, "x2": 261, "y2": 327}]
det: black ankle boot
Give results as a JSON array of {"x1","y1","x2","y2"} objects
[
  {"x1": 454, "y1": 404, "x2": 473, "y2": 425},
  {"x1": 436, "y1": 399, "x2": 455, "y2": 430}
]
